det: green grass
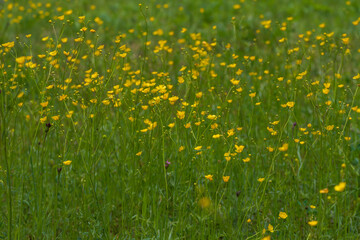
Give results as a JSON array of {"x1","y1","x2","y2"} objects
[{"x1": 0, "y1": 0, "x2": 360, "y2": 239}]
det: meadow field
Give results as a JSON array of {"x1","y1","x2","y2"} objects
[{"x1": 1, "y1": 0, "x2": 360, "y2": 239}]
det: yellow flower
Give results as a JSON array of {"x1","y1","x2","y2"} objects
[
  {"x1": 168, "y1": 96, "x2": 179, "y2": 104},
  {"x1": 205, "y1": 175, "x2": 213, "y2": 181},
  {"x1": 268, "y1": 224, "x2": 274, "y2": 232},
  {"x1": 17, "y1": 92, "x2": 24, "y2": 98},
  {"x1": 16, "y1": 56, "x2": 26, "y2": 64},
  {"x1": 233, "y1": 4, "x2": 241, "y2": 10},
  {"x1": 267, "y1": 146, "x2": 274, "y2": 152},
  {"x1": 308, "y1": 220, "x2": 318, "y2": 227},
  {"x1": 325, "y1": 125, "x2": 334, "y2": 131},
  {"x1": 59, "y1": 94, "x2": 68, "y2": 101},
  {"x1": 230, "y1": 78, "x2": 240, "y2": 85},
  {"x1": 334, "y1": 182, "x2": 346, "y2": 192},
  {"x1": 49, "y1": 50, "x2": 58, "y2": 56},
  {"x1": 235, "y1": 144, "x2": 245, "y2": 153},
  {"x1": 63, "y1": 160, "x2": 72, "y2": 165},
  {"x1": 222, "y1": 176, "x2": 230, "y2": 182},
  {"x1": 177, "y1": 111, "x2": 185, "y2": 119},
  {"x1": 353, "y1": 73, "x2": 360, "y2": 80},
  {"x1": 51, "y1": 115, "x2": 60, "y2": 121},
  {"x1": 207, "y1": 114, "x2": 217, "y2": 120},
  {"x1": 212, "y1": 134, "x2": 221, "y2": 139},
  {"x1": 40, "y1": 116, "x2": 47, "y2": 123},
  {"x1": 341, "y1": 38, "x2": 349, "y2": 45},
  {"x1": 40, "y1": 101, "x2": 49, "y2": 108},
  {"x1": 279, "y1": 212, "x2": 288, "y2": 219},
  {"x1": 102, "y1": 99, "x2": 110, "y2": 105},
  {"x1": 194, "y1": 146, "x2": 202, "y2": 151},
  {"x1": 249, "y1": 92, "x2": 256, "y2": 98},
  {"x1": 286, "y1": 101, "x2": 295, "y2": 108},
  {"x1": 256, "y1": 177, "x2": 265, "y2": 183},
  {"x1": 242, "y1": 157, "x2": 250, "y2": 163},
  {"x1": 278, "y1": 143, "x2": 288, "y2": 152},
  {"x1": 195, "y1": 92, "x2": 203, "y2": 98},
  {"x1": 227, "y1": 129, "x2": 235, "y2": 137},
  {"x1": 2, "y1": 41, "x2": 15, "y2": 48}
]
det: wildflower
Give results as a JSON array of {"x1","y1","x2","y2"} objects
[
  {"x1": 278, "y1": 143, "x2": 288, "y2": 152},
  {"x1": 279, "y1": 212, "x2": 288, "y2": 219},
  {"x1": 207, "y1": 114, "x2": 217, "y2": 120},
  {"x1": 235, "y1": 144, "x2": 245, "y2": 153},
  {"x1": 227, "y1": 129, "x2": 235, "y2": 137},
  {"x1": 40, "y1": 101, "x2": 49, "y2": 108},
  {"x1": 258, "y1": 178, "x2": 265, "y2": 182},
  {"x1": 308, "y1": 220, "x2": 318, "y2": 226},
  {"x1": 177, "y1": 111, "x2": 185, "y2": 119},
  {"x1": 205, "y1": 175, "x2": 213, "y2": 181},
  {"x1": 286, "y1": 101, "x2": 295, "y2": 108},
  {"x1": 222, "y1": 176, "x2": 230, "y2": 182},
  {"x1": 268, "y1": 224, "x2": 274, "y2": 232},
  {"x1": 49, "y1": 50, "x2": 58, "y2": 56},
  {"x1": 59, "y1": 94, "x2": 68, "y2": 101},
  {"x1": 230, "y1": 78, "x2": 240, "y2": 85},
  {"x1": 334, "y1": 182, "x2": 346, "y2": 192},
  {"x1": 40, "y1": 116, "x2": 47, "y2": 123},
  {"x1": 224, "y1": 152, "x2": 231, "y2": 161},
  {"x1": 341, "y1": 38, "x2": 349, "y2": 45},
  {"x1": 325, "y1": 125, "x2": 334, "y2": 131},
  {"x1": 102, "y1": 99, "x2": 110, "y2": 105},
  {"x1": 267, "y1": 146, "x2": 274, "y2": 152},
  {"x1": 165, "y1": 160, "x2": 171, "y2": 169},
  {"x1": 353, "y1": 73, "x2": 360, "y2": 80},
  {"x1": 63, "y1": 160, "x2": 72, "y2": 165},
  {"x1": 45, "y1": 123, "x2": 52, "y2": 131},
  {"x1": 322, "y1": 88, "x2": 330, "y2": 94},
  {"x1": 51, "y1": 115, "x2": 60, "y2": 121},
  {"x1": 16, "y1": 56, "x2": 26, "y2": 64},
  {"x1": 195, "y1": 92, "x2": 203, "y2": 98},
  {"x1": 168, "y1": 96, "x2": 179, "y2": 104}
]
